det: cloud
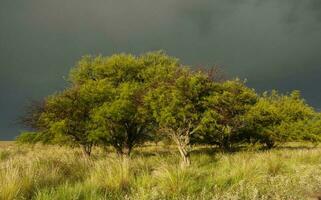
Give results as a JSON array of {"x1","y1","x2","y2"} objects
[{"x1": 0, "y1": 0, "x2": 321, "y2": 139}]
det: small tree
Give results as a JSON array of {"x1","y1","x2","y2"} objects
[
  {"x1": 199, "y1": 79, "x2": 257, "y2": 151},
  {"x1": 146, "y1": 69, "x2": 213, "y2": 166},
  {"x1": 69, "y1": 51, "x2": 179, "y2": 156},
  {"x1": 91, "y1": 82, "x2": 154, "y2": 156},
  {"x1": 39, "y1": 79, "x2": 111, "y2": 156},
  {"x1": 18, "y1": 100, "x2": 72, "y2": 145},
  {"x1": 244, "y1": 90, "x2": 316, "y2": 148}
]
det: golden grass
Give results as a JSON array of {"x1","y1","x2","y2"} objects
[
  {"x1": 1, "y1": 143, "x2": 321, "y2": 200},
  {"x1": 0, "y1": 141, "x2": 14, "y2": 148}
]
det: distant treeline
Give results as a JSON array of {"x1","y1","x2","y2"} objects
[{"x1": 17, "y1": 51, "x2": 321, "y2": 166}]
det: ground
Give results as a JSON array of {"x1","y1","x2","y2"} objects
[{"x1": 0, "y1": 142, "x2": 321, "y2": 200}]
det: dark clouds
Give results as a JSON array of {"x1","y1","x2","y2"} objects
[{"x1": 1, "y1": 0, "x2": 321, "y2": 139}]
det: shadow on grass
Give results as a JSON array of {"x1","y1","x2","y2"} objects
[
  {"x1": 274, "y1": 145, "x2": 319, "y2": 150},
  {"x1": 131, "y1": 146, "x2": 175, "y2": 158}
]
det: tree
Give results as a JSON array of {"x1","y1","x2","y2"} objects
[
  {"x1": 19, "y1": 100, "x2": 45, "y2": 130},
  {"x1": 18, "y1": 100, "x2": 72, "y2": 145},
  {"x1": 68, "y1": 51, "x2": 179, "y2": 156},
  {"x1": 199, "y1": 79, "x2": 257, "y2": 151},
  {"x1": 39, "y1": 79, "x2": 111, "y2": 156},
  {"x1": 17, "y1": 51, "x2": 182, "y2": 156},
  {"x1": 146, "y1": 69, "x2": 213, "y2": 166},
  {"x1": 274, "y1": 116, "x2": 321, "y2": 145},
  {"x1": 244, "y1": 90, "x2": 317, "y2": 148},
  {"x1": 90, "y1": 82, "x2": 154, "y2": 156},
  {"x1": 18, "y1": 50, "x2": 320, "y2": 159}
]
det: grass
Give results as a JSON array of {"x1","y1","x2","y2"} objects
[
  {"x1": 1, "y1": 143, "x2": 321, "y2": 199},
  {"x1": 0, "y1": 141, "x2": 14, "y2": 148}
]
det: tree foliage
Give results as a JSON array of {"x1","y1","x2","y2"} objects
[
  {"x1": 199, "y1": 79, "x2": 258, "y2": 150},
  {"x1": 18, "y1": 51, "x2": 321, "y2": 165},
  {"x1": 146, "y1": 69, "x2": 213, "y2": 166},
  {"x1": 244, "y1": 90, "x2": 319, "y2": 148}
]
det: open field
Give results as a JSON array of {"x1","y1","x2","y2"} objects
[{"x1": 1, "y1": 143, "x2": 321, "y2": 200}]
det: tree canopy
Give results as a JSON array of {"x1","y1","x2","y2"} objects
[
  {"x1": 243, "y1": 90, "x2": 320, "y2": 148},
  {"x1": 18, "y1": 51, "x2": 321, "y2": 165}
]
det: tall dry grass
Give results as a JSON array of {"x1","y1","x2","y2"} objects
[{"x1": 0, "y1": 143, "x2": 321, "y2": 200}]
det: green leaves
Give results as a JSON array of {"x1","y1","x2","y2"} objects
[
  {"x1": 146, "y1": 69, "x2": 209, "y2": 133},
  {"x1": 244, "y1": 90, "x2": 318, "y2": 146},
  {"x1": 198, "y1": 80, "x2": 258, "y2": 148},
  {"x1": 18, "y1": 51, "x2": 321, "y2": 157},
  {"x1": 65, "y1": 51, "x2": 180, "y2": 155}
]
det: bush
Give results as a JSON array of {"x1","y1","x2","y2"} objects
[
  {"x1": 16, "y1": 131, "x2": 39, "y2": 144},
  {"x1": 243, "y1": 90, "x2": 319, "y2": 147}
]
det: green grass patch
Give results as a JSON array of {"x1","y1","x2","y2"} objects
[{"x1": 1, "y1": 144, "x2": 321, "y2": 199}]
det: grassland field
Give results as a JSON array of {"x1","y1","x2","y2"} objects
[{"x1": 1, "y1": 141, "x2": 321, "y2": 200}]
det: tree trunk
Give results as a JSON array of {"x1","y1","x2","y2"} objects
[
  {"x1": 178, "y1": 145, "x2": 191, "y2": 167},
  {"x1": 122, "y1": 145, "x2": 132, "y2": 157},
  {"x1": 221, "y1": 140, "x2": 232, "y2": 152},
  {"x1": 82, "y1": 144, "x2": 92, "y2": 157},
  {"x1": 219, "y1": 136, "x2": 233, "y2": 152},
  {"x1": 115, "y1": 145, "x2": 132, "y2": 158},
  {"x1": 173, "y1": 133, "x2": 191, "y2": 167},
  {"x1": 265, "y1": 140, "x2": 275, "y2": 149}
]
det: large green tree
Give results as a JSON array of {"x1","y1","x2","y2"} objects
[
  {"x1": 67, "y1": 51, "x2": 179, "y2": 156},
  {"x1": 18, "y1": 51, "x2": 182, "y2": 156},
  {"x1": 18, "y1": 51, "x2": 321, "y2": 160}
]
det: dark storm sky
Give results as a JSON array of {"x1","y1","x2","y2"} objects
[{"x1": 1, "y1": 0, "x2": 321, "y2": 140}]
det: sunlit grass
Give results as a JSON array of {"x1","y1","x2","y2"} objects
[{"x1": 0, "y1": 143, "x2": 321, "y2": 199}]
